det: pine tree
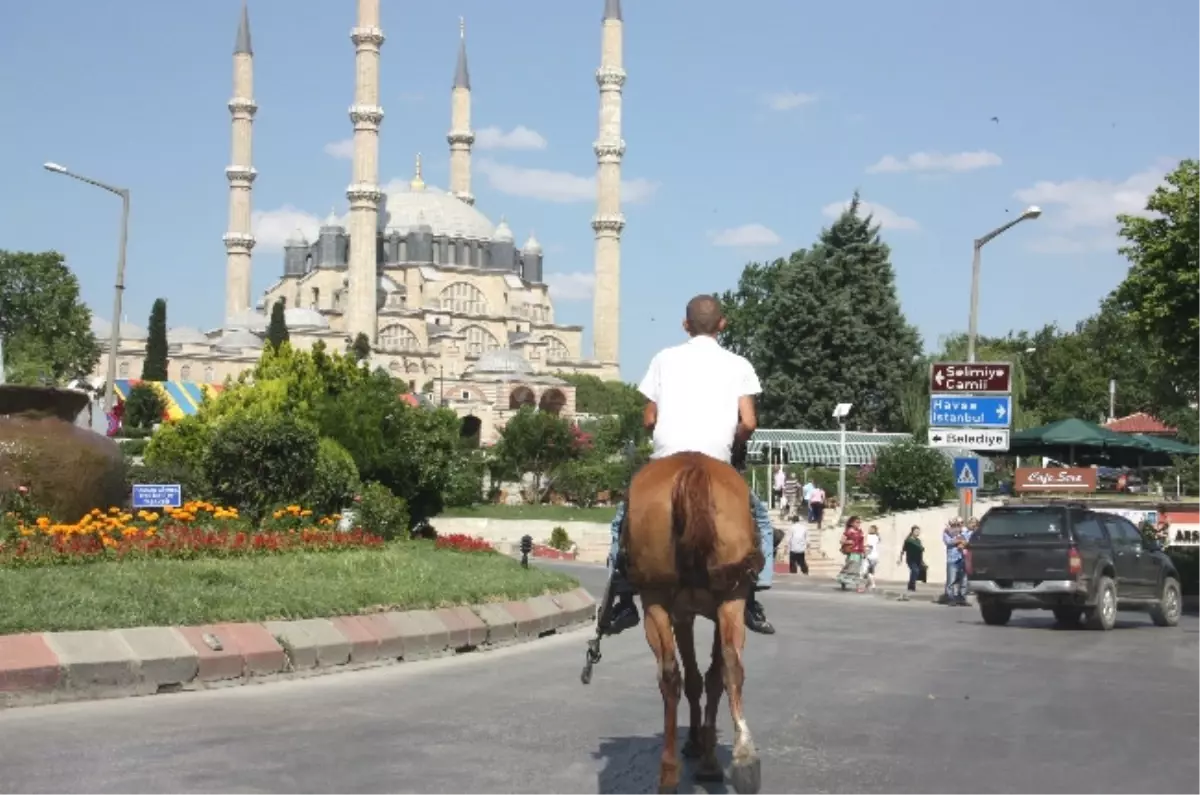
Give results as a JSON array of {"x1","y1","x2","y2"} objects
[
  {"x1": 721, "y1": 194, "x2": 921, "y2": 431},
  {"x1": 141, "y1": 298, "x2": 169, "y2": 381},
  {"x1": 352, "y1": 332, "x2": 371, "y2": 362},
  {"x1": 266, "y1": 299, "x2": 289, "y2": 349}
]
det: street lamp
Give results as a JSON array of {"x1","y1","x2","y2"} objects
[
  {"x1": 43, "y1": 162, "x2": 131, "y2": 415},
  {"x1": 967, "y1": 205, "x2": 1041, "y2": 363},
  {"x1": 832, "y1": 402, "x2": 853, "y2": 516}
]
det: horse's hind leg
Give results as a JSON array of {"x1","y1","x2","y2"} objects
[
  {"x1": 718, "y1": 597, "x2": 761, "y2": 795},
  {"x1": 643, "y1": 598, "x2": 682, "y2": 794},
  {"x1": 693, "y1": 620, "x2": 725, "y2": 783},
  {"x1": 675, "y1": 616, "x2": 704, "y2": 760}
]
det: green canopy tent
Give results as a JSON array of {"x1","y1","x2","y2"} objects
[{"x1": 997, "y1": 418, "x2": 1157, "y2": 467}]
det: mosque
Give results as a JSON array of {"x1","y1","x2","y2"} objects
[{"x1": 90, "y1": 0, "x2": 628, "y2": 445}]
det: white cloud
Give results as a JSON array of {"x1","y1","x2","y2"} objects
[
  {"x1": 476, "y1": 158, "x2": 660, "y2": 204},
  {"x1": 252, "y1": 205, "x2": 323, "y2": 251},
  {"x1": 710, "y1": 223, "x2": 782, "y2": 247},
  {"x1": 821, "y1": 199, "x2": 920, "y2": 231},
  {"x1": 545, "y1": 272, "x2": 595, "y2": 302},
  {"x1": 866, "y1": 150, "x2": 1003, "y2": 174},
  {"x1": 323, "y1": 138, "x2": 355, "y2": 160},
  {"x1": 764, "y1": 91, "x2": 818, "y2": 111},
  {"x1": 474, "y1": 125, "x2": 548, "y2": 151}
]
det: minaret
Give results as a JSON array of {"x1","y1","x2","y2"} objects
[
  {"x1": 345, "y1": 0, "x2": 386, "y2": 344},
  {"x1": 447, "y1": 18, "x2": 475, "y2": 206},
  {"x1": 223, "y1": 3, "x2": 257, "y2": 323},
  {"x1": 591, "y1": 0, "x2": 625, "y2": 375}
]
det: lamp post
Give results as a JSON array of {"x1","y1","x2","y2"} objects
[
  {"x1": 967, "y1": 206, "x2": 1042, "y2": 363},
  {"x1": 43, "y1": 162, "x2": 130, "y2": 414},
  {"x1": 832, "y1": 402, "x2": 853, "y2": 518}
]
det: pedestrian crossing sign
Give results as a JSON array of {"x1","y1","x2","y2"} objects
[{"x1": 953, "y1": 457, "x2": 980, "y2": 489}]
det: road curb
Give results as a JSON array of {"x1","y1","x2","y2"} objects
[{"x1": 0, "y1": 587, "x2": 595, "y2": 710}]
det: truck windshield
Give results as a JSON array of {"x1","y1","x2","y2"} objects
[{"x1": 977, "y1": 509, "x2": 1066, "y2": 537}]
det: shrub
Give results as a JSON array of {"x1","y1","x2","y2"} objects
[
  {"x1": 443, "y1": 450, "x2": 486, "y2": 508},
  {"x1": 548, "y1": 526, "x2": 572, "y2": 551},
  {"x1": 554, "y1": 456, "x2": 623, "y2": 508},
  {"x1": 866, "y1": 440, "x2": 954, "y2": 513},
  {"x1": 144, "y1": 415, "x2": 211, "y2": 473},
  {"x1": 119, "y1": 438, "x2": 149, "y2": 458},
  {"x1": 355, "y1": 481, "x2": 410, "y2": 541},
  {"x1": 203, "y1": 413, "x2": 319, "y2": 520},
  {"x1": 123, "y1": 383, "x2": 167, "y2": 429},
  {"x1": 304, "y1": 438, "x2": 360, "y2": 517}
]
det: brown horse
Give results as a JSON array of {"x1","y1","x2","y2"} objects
[{"x1": 620, "y1": 451, "x2": 766, "y2": 794}]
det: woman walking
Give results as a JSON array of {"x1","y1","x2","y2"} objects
[
  {"x1": 836, "y1": 516, "x2": 866, "y2": 592},
  {"x1": 898, "y1": 526, "x2": 925, "y2": 601}
]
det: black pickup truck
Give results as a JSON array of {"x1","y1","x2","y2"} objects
[{"x1": 967, "y1": 503, "x2": 1183, "y2": 630}]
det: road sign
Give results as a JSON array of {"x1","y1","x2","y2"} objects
[
  {"x1": 131, "y1": 484, "x2": 182, "y2": 509},
  {"x1": 929, "y1": 394, "x2": 1013, "y2": 429},
  {"x1": 928, "y1": 427, "x2": 1010, "y2": 452},
  {"x1": 929, "y1": 362, "x2": 1012, "y2": 394},
  {"x1": 953, "y1": 457, "x2": 981, "y2": 489}
]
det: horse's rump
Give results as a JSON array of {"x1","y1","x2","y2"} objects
[{"x1": 624, "y1": 452, "x2": 763, "y2": 593}]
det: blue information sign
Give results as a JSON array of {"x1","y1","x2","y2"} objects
[
  {"x1": 953, "y1": 457, "x2": 981, "y2": 489},
  {"x1": 929, "y1": 394, "x2": 1013, "y2": 429},
  {"x1": 131, "y1": 484, "x2": 182, "y2": 509}
]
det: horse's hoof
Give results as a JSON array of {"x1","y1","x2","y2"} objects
[
  {"x1": 694, "y1": 760, "x2": 724, "y2": 783},
  {"x1": 730, "y1": 755, "x2": 761, "y2": 794},
  {"x1": 681, "y1": 738, "x2": 701, "y2": 759}
]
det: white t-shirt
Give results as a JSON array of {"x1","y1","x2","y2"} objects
[
  {"x1": 774, "y1": 469, "x2": 786, "y2": 491},
  {"x1": 866, "y1": 533, "x2": 880, "y2": 563},
  {"x1": 638, "y1": 335, "x2": 762, "y2": 464},
  {"x1": 788, "y1": 522, "x2": 808, "y2": 553}
]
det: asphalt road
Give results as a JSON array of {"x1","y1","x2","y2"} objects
[{"x1": 0, "y1": 562, "x2": 1196, "y2": 794}]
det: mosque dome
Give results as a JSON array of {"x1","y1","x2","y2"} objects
[
  {"x1": 214, "y1": 329, "x2": 264, "y2": 354},
  {"x1": 472, "y1": 348, "x2": 534, "y2": 377},
  {"x1": 283, "y1": 307, "x2": 329, "y2": 332},
  {"x1": 90, "y1": 315, "x2": 111, "y2": 340},
  {"x1": 110, "y1": 321, "x2": 148, "y2": 341},
  {"x1": 492, "y1": 217, "x2": 514, "y2": 243},
  {"x1": 227, "y1": 309, "x2": 269, "y2": 333},
  {"x1": 378, "y1": 157, "x2": 496, "y2": 240},
  {"x1": 167, "y1": 326, "x2": 209, "y2": 345},
  {"x1": 522, "y1": 232, "x2": 542, "y2": 254}
]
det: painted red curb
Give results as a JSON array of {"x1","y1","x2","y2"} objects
[
  {"x1": 0, "y1": 587, "x2": 595, "y2": 709},
  {"x1": 532, "y1": 545, "x2": 578, "y2": 561}
]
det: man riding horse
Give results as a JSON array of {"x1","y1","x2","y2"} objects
[{"x1": 600, "y1": 294, "x2": 777, "y2": 637}]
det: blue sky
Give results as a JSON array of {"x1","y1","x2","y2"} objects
[{"x1": 2, "y1": 0, "x2": 1196, "y2": 383}]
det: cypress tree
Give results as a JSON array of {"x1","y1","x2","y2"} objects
[
  {"x1": 141, "y1": 298, "x2": 169, "y2": 381},
  {"x1": 266, "y1": 299, "x2": 290, "y2": 349},
  {"x1": 352, "y1": 332, "x2": 371, "y2": 362}
]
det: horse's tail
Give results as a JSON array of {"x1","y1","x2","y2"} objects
[{"x1": 670, "y1": 458, "x2": 718, "y2": 585}]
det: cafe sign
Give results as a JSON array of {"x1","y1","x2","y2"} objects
[{"x1": 1014, "y1": 467, "x2": 1098, "y2": 493}]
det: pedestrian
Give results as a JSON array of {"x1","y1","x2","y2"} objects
[
  {"x1": 863, "y1": 524, "x2": 881, "y2": 591},
  {"x1": 809, "y1": 484, "x2": 827, "y2": 529},
  {"x1": 788, "y1": 518, "x2": 809, "y2": 574},
  {"x1": 783, "y1": 472, "x2": 800, "y2": 520},
  {"x1": 802, "y1": 477, "x2": 815, "y2": 521},
  {"x1": 898, "y1": 526, "x2": 925, "y2": 601},
  {"x1": 836, "y1": 516, "x2": 866, "y2": 592},
  {"x1": 773, "y1": 465, "x2": 786, "y2": 510},
  {"x1": 942, "y1": 518, "x2": 968, "y2": 606}
]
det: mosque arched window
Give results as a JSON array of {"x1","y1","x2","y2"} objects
[
  {"x1": 378, "y1": 324, "x2": 422, "y2": 353},
  {"x1": 463, "y1": 324, "x2": 501, "y2": 357},
  {"x1": 181, "y1": 364, "x2": 192, "y2": 380},
  {"x1": 543, "y1": 335, "x2": 570, "y2": 361},
  {"x1": 438, "y1": 282, "x2": 489, "y2": 316},
  {"x1": 118, "y1": 362, "x2": 130, "y2": 378},
  {"x1": 204, "y1": 366, "x2": 215, "y2": 382}
]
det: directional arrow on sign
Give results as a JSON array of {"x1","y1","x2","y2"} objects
[{"x1": 934, "y1": 370, "x2": 945, "y2": 387}]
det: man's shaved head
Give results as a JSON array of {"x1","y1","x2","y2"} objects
[{"x1": 685, "y1": 294, "x2": 725, "y2": 336}]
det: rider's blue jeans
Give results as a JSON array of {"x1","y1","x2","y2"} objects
[{"x1": 607, "y1": 493, "x2": 775, "y2": 590}]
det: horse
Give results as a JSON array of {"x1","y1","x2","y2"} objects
[{"x1": 621, "y1": 451, "x2": 766, "y2": 794}]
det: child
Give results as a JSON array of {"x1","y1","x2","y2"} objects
[{"x1": 863, "y1": 525, "x2": 881, "y2": 591}]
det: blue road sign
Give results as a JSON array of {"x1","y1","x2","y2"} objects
[
  {"x1": 953, "y1": 457, "x2": 981, "y2": 490},
  {"x1": 929, "y1": 394, "x2": 1013, "y2": 429},
  {"x1": 131, "y1": 484, "x2": 182, "y2": 510}
]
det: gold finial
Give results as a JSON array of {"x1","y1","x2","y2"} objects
[
  {"x1": 459, "y1": 16, "x2": 465, "y2": 39},
  {"x1": 410, "y1": 153, "x2": 425, "y2": 191}
]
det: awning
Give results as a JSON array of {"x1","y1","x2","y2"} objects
[
  {"x1": 113, "y1": 379, "x2": 224, "y2": 420},
  {"x1": 748, "y1": 428, "x2": 994, "y2": 469}
]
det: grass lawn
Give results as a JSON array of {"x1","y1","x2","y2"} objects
[
  {"x1": 438, "y1": 504, "x2": 618, "y2": 523},
  {"x1": 0, "y1": 543, "x2": 579, "y2": 634}
]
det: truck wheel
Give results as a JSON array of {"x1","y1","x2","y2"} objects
[
  {"x1": 1084, "y1": 576, "x2": 1117, "y2": 631},
  {"x1": 979, "y1": 602, "x2": 1012, "y2": 626},
  {"x1": 1052, "y1": 607, "x2": 1083, "y2": 627},
  {"x1": 1149, "y1": 577, "x2": 1182, "y2": 628}
]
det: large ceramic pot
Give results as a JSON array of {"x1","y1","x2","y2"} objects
[{"x1": 0, "y1": 385, "x2": 126, "y2": 522}]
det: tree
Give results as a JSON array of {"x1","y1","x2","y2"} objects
[
  {"x1": 0, "y1": 250, "x2": 99, "y2": 384},
  {"x1": 866, "y1": 439, "x2": 954, "y2": 512},
  {"x1": 1109, "y1": 159, "x2": 1199, "y2": 404},
  {"x1": 556, "y1": 372, "x2": 648, "y2": 447},
  {"x1": 141, "y1": 298, "x2": 169, "y2": 381},
  {"x1": 204, "y1": 413, "x2": 320, "y2": 520},
  {"x1": 720, "y1": 196, "x2": 922, "y2": 430},
  {"x1": 266, "y1": 299, "x2": 289, "y2": 350},
  {"x1": 123, "y1": 383, "x2": 167, "y2": 429},
  {"x1": 493, "y1": 406, "x2": 577, "y2": 502},
  {"x1": 352, "y1": 332, "x2": 371, "y2": 362}
]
